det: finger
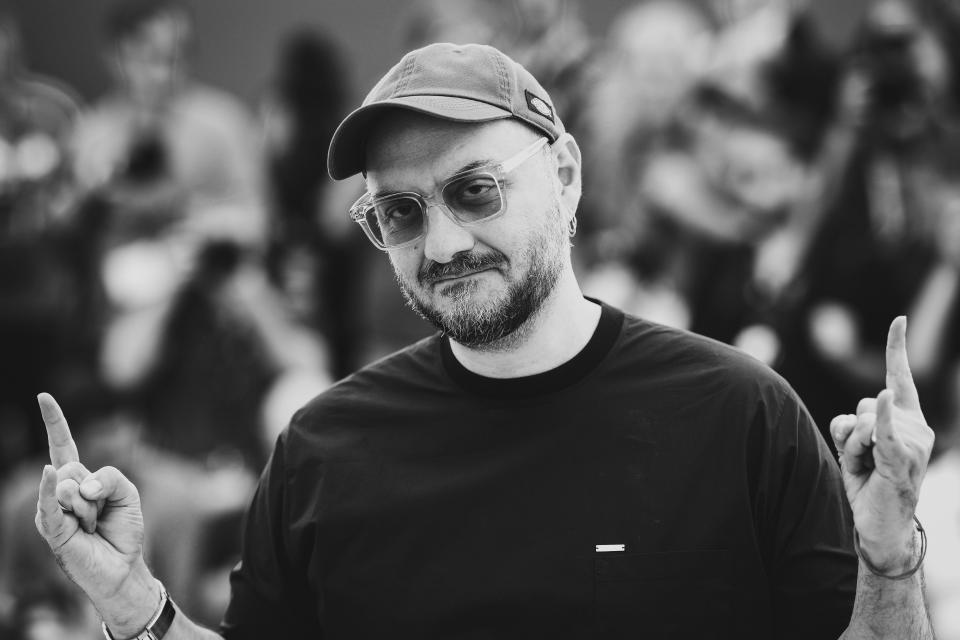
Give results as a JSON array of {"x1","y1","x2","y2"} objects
[
  {"x1": 83, "y1": 465, "x2": 140, "y2": 508},
  {"x1": 38, "y1": 393, "x2": 79, "y2": 468},
  {"x1": 830, "y1": 414, "x2": 857, "y2": 451},
  {"x1": 57, "y1": 461, "x2": 93, "y2": 486},
  {"x1": 37, "y1": 465, "x2": 73, "y2": 545},
  {"x1": 874, "y1": 388, "x2": 901, "y2": 449},
  {"x1": 885, "y1": 316, "x2": 921, "y2": 411},
  {"x1": 842, "y1": 412, "x2": 877, "y2": 474},
  {"x1": 852, "y1": 412, "x2": 877, "y2": 450},
  {"x1": 856, "y1": 397, "x2": 877, "y2": 417},
  {"x1": 56, "y1": 479, "x2": 99, "y2": 534}
]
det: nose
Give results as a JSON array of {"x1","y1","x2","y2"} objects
[{"x1": 422, "y1": 203, "x2": 476, "y2": 263}]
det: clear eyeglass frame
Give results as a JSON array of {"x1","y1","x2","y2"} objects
[{"x1": 349, "y1": 136, "x2": 550, "y2": 250}]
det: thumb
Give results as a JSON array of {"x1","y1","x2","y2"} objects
[{"x1": 874, "y1": 388, "x2": 897, "y2": 446}]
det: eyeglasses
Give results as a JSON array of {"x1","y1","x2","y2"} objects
[{"x1": 349, "y1": 137, "x2": 549, "y2": 250}]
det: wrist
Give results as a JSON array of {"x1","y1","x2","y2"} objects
[
  {"x1": 855, "y1": 517, "x2": 926, "y2": 579},
  {"x1": 97, "y1": 562, "x2": 162, "y2": 638},
  {"x1": 858, "y1": 533, "x2": 915, "y2": 574}
]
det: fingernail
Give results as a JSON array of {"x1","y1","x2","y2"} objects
[
  {"x1": 81, "y1": 479, "x2": 103, "y2": 498},
  {"x1": 36, "y1": 394, "x2": 58, "y2": 421}
]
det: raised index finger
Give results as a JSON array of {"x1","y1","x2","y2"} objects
[
  {"x1": 885, "y1": 316, "x2": 921, "y2": 411},
  {"x1": 37, "y1": 393, "x2": 79, "y2": 468}
]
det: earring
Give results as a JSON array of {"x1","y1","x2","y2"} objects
[{"x1": 567, "y1": 215, "x2": 578, "y2": 237}]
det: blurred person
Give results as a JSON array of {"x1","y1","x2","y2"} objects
[
  {"x1": 497, "y1": 0, "x2": 592, "y2": 122},
  {"x1": 403, "y1": 0, "x2": 504, "y2": 49},
  {"x1": 0, "y1": 12, "x2": 87, "y2": 477},
  {"x1": 597, "y1": 1, "x2": 841, "y2": 369},
  {"x1": 32, "y1": 42, "x2": 938, "y2": 639},
  {"x1": 71, "y1": 0, "x2": 265, "y2": 246},
  {"x1": 261, "y1": 29, "x2": 367, "y2": 379},
  {"x1": 404, "y1": 0, "x2": 591, "y2": 111},
  {"x1": 70, "y1": 0, "x2": 330, "y2": 472},
  {"x1": 577, "y1": 0, "x2": 710, "y2": 245},
  {"x1": 775, "y1": 0, "x2": 954, "y2": 431},
  {"x1": 576, "y1": 1, "x2": 711, "y2": 327},
  {"x1": 899, "y1": 174, "x2": 960, "y2": 434},
  {"x1": 0, "y1": 16, "x2": 332, "y2": 636}
]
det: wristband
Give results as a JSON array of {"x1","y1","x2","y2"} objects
[
  {"x1": 102, "y1": 582, "x2": 176, "y2": 640},
  {"x1": 853, "y1": 515, "x2": 927, "y2": 581}
]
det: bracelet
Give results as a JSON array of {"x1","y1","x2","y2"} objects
[
  {"x1": 853, "y1": 515, "x2": 927, "y2": 581},
  {"x1": 101, "y1": 581, "x2": 176, "y2": 640}
]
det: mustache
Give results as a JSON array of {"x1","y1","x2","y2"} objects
[{"x1": 418, "y1": 250, "x2": 507, "y2": 285}]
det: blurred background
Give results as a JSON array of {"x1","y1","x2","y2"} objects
[{"x1": 1, "y1": 0, "x2": 960, "y2": 638}]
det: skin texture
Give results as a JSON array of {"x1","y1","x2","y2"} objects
[
  {"x1": 366, "y1": 115, "x2": 571, "y2": 351},
  {"x1": 364, "y1": 112, "x2": 601, "y2": 377},
  {"x1": 831, "y1": 317, "x2": 936, "y2": 639}
]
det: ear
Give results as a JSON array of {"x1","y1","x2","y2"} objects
[{"x1": 552, "y1": 133, "x2": 582, "y2": 222}]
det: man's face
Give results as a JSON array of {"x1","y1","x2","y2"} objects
[
  {"x1": 364, "y1": 115, "x2": 570, "y2": 349},
  {"x1": 114, "y1": 11, "x2": 189, "y2": 104}
]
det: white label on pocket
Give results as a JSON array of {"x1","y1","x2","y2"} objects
[{"x1": 595, "y1": 544, "x2": 626, "y2": 552}]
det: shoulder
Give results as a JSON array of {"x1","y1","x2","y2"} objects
[
  {"x1": 174, "y1": 84, "x2": 255, "y2": 127},
  {"x1": 600, "y1": 308, "x2": 822, "y2": 458},
  {"x1": 613, "y1": 311, "x2": 798, "y2": 408},
  {"x1": 283, "y1": 334, "x2": 445, "y2": 442},
  {"x1": 16, "y1": 74, "x2": 82, "y2": 122}
]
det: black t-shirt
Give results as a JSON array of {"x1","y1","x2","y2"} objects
[{"x1": 220, "y1": 301, "x2": 857, "y2": 639}]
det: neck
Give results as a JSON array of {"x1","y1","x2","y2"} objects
[{"x1": 448, "y1": 273, "x2": 601, "y2": 378}]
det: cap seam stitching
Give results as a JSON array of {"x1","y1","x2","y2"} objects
[
  {"x1": 395, "y1": 52, "x2": 417, "y2": 96},
  {"x1": 490, "y1": 49, "x2": 510, "y2": 108}
]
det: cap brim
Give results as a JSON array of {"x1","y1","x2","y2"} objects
[{"x1": 327, "y1": 96, "x2": 512, "y2": 180}]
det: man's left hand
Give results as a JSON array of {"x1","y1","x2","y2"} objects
[{"x1": 830, "y1": 316, "x2": 935, "y2": 573}]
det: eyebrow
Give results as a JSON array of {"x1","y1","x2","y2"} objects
[{"x1": 370, "y1": 157, "x2": 496, "y2": 200}]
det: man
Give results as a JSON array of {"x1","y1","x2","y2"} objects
[
  {"x1": 71, "y1": 0, "x2": 265, "y2": 246},
  {"x1": 35, "y1": 43, "x2": 935, "y2": 638}
]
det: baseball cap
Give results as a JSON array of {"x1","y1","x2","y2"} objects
[{"x1": 327, "y1": 42, "x2": 564, "y2": 180}]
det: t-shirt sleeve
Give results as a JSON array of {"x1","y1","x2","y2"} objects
[
  {"x1": 752, "y1": 384, "x2": 858, "y2": 639},
  {"x1": 219, "y1": 429, "x2": 321, "y2": 638}
]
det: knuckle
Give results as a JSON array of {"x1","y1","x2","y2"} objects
[
  {"x1": 60, "y1": 461, "x2": 90, "y2": 481},
  {"x1": 56, "y1": 478, "x2": 79, "y2": 498}
]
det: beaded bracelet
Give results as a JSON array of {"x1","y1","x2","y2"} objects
[{"x1": 853, "y1": 516, "x2": 927, "y2": 581}]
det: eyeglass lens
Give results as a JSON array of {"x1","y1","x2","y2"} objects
[{"x1": 365, "y1": 172, "x2": 503, "y2": 247}]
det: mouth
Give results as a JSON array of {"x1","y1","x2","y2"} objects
[{"x1": 428, "y1": 267, "x2": 497, "y2": 286}]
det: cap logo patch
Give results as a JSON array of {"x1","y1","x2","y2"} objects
[{"x1": 524, "y1": 90, "x2": 554, "y2": 123}]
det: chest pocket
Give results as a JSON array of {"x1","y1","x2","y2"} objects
[{"x1": 594, "y1": 549, "x2": 735, "y2": 639}]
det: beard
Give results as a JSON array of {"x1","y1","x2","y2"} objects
[{"x1": 394, "y1": 207, "x2": 567, "y2": 349}]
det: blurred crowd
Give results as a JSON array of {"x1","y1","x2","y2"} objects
[{"x1": 2, "y1": 0, "x2": 960, "y2": 638}]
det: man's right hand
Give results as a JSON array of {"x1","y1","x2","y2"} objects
[{"x1": 34, "y1": 392, "x2": 162, "y2": 637}]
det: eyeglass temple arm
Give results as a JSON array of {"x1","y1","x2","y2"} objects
[{"x1": 499, "y1": 137, "x2": 549, "y2": 174}]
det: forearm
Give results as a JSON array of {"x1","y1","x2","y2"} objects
[
  {"x1": 102, "y1": 597, "x2": 223, "y2": 640},
  {"x1": 96, "y1": 562, "x2": 222, "y2": 640},
  {"x1": 839, "y1": 540, "x2": 933, "y2": 639}
]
